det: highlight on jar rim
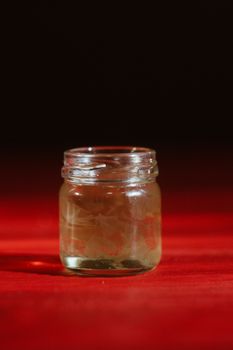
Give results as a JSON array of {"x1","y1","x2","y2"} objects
[{"x1": 64, "y1": 145, "x2": 156, "y2": 156}]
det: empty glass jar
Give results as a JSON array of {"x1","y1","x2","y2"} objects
[{"x1": 59, "y1": 146, "x2": 161, "y2": 276}]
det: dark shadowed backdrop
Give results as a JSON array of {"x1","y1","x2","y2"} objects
[{"x1": 1, "y1": 1, "x2": 232, "y2": 194}]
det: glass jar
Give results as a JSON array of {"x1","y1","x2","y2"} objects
[{"x1": 59, "y1": 146, "x2": 161, "y2": 276}]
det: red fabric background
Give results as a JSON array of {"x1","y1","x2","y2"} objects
[{"x1": 0, "y1": 154, "x2": 233, "y2": 349}]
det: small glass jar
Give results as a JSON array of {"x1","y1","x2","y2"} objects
[{"x1": 59, "y1": 146, "x2": 161, "y2": 276}]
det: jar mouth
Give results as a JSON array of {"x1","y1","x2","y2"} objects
[
  {"x1": 62, "y1": 146, "x2": 158, "y2": 184},
  {"x1": 64, "y1": 146, "x2": 155, "y2": 158}
]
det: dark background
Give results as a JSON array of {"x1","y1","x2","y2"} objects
[{"x1": 1, "y1": 1, "x2": 233, "y2": 194}]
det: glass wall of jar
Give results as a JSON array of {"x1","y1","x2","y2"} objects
[{"x1": 60, "y1": 146, "x2": 161, "y2": 276}]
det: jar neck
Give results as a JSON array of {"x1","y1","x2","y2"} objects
[{"x1": 62, "y1": 146, "x2": 159, "y2": 185}]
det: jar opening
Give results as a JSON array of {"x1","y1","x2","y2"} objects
[
  {"x1": 62, "y1": 146, "x2": 158, "y2": 184},
  {"x1": 65, "y1": 146, "x2": 155, "y2": 157}
]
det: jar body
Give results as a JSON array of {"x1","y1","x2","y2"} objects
[{"x1": 59, "y1": 180, "x2": 161, "y2": 276}]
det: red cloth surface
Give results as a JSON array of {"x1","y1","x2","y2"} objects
[{"x1": 0, "y1": 187, "x2": 233, "y2": 350}]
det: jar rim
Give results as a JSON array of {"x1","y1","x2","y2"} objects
[
  {"x1": 64, "y1": 146, "x2": 156, "y2": 158},
  {"x1": 62, "y1": 146, "x2": 158, "y2": 184}
]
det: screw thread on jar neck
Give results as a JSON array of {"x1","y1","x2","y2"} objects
[{"x1": 62, "y1": 146, "x2": 159, "y2": 184}]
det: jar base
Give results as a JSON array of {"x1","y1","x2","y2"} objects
[{"x1": 62, "y1": 256, "x2": 155, "y2": 276}]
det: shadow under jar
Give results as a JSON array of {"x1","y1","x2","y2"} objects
[{"x1": 60, "y1": 146, "x2": 162, "y2": 276}]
